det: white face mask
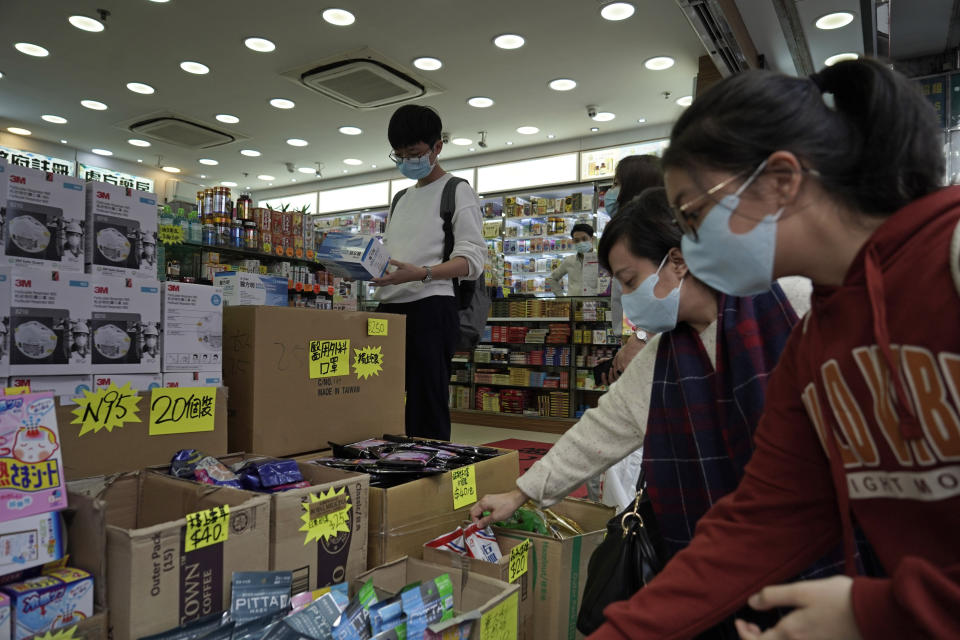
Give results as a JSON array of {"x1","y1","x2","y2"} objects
[
  {"x1": 620, "y1": 255, "x2": 683, "y2": 334},
  {"x1": 680, "y1": 159, "x2": 783, "y2": 296}
]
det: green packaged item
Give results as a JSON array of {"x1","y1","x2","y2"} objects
[{"x1": 494, "y1": 504, "x2": 550, "y2": 536}]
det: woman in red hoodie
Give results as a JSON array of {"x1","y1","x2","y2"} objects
[{"x1": 590, "y1": 59, "x2": 959, "y2": 639}]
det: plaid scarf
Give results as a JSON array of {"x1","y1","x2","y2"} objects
[{"x1": 644, "y1": 284, "x2": 798, "y2": 558}]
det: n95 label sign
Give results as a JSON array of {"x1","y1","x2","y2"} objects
[
  {"x1": 309, "y1": 339, "x2": 350, "y2": 378},
  {"x1": 367, "y1": 318, "x2": 388, "y2": 336},
  {"x1": 185, "y1": 505, "x2": 230, "y2": 552},
  {"x1": 452, "y1": 465, "x2": 477, "y2": 510},
  {"x1": 149, "y1": 387, "x2": 216, "y2": 435},
  {"x1": 508, "y1": 539, "x2": 530, "y2": 583}
]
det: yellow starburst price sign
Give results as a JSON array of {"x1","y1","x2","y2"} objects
[
  {"x1": 35, "y1": 625, "x2": 80, "y2": 640},
  {"x1": 72, "y1": 382, "x2": 142, "y2": 436},
  {"x1": 300, "y1": 487, "x2": 352, "y2": 545},
  {"x1": 353, "y1": 345, "x2": 384, "y2": 380}
]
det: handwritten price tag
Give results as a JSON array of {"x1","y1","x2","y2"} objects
[
  {"x1": 451, "y1": 465, "x2": 477, "y2": 510},
  {"x1": 508, "y1": 539, "x2": 530, "y2": 583},
  {"x1": 367, "y1": 318, "x2": 388, "y2": 336},
  {"x1": 185, "y1": 505, "x2": 230, "y2": 552},
  {"x1": 72, "y1": 382, "x2": 142, "y2": 436},
  {"x1": 149, "y1": 387, "x2": 216, "y2": 435},
  {"x1": 158, "y1": 224, "x2": 184, "y2": 245},
  {"x1": 480, "y1": 592, "x2": 518, "y2": 640},
  {"x1": 309, "y1": 339, "x2": 351, "y2": 379}
]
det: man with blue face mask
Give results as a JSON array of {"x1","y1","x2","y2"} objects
[
  {"x1": 546, "y1": 223, "x2": 595, "y2": 296},
  {"x1": 373, "y1": 105, "x2": 486, "y2": 440}
]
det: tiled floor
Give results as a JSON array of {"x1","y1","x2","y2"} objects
[{"x1": 450, "y1": 423, "x2": 562, "y2": 446}]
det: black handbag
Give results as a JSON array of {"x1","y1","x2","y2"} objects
[{"x1": 577, "y1": 468, "x2": 667, "y2": 635}]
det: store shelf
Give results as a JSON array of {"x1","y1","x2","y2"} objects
[
  {"x1": 473, "y1": 381, "x2": 569, "y2": 390},
  {"x1": 450, "y1": 409, "x2": 576, "y2": 434},
  {"x1": 506, "y1": 272, "x2": 553, "y2": 278},
  {"x1": 504, "y1": 234, "x2": 571, "y2": 241},
  {"x1": 503, "y1": 251, "x2": 576, "y2": 259},
  {"x1": 487, "y1": 316, "x2": 569, "y2": 322},
  {"x1": 502, "y1": 212, "x2": 592, "y2": 221},
  {"x1": 474, "y1": 361, "x2": 569, "y2": 369},
  {"x1": 451, "y1": 357, "x2": 471, "y2": 363},
  {"x1": 176, "y1": 239, "x2": 320, "y2": 267},
  {"x1": 577, "y1": 387, "x2": 608, "y2": 392}
]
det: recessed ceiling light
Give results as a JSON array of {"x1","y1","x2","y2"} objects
[
  {"x1": 200, "y1": 175, "x2": 206, "y2": 179},
  {"x1": 342, "y1": 169, "x2": 349, "y2": 174},
  {"x1": 269, "y1": 98, "x2": 295, "y2": 109},
  {"x1": 451, "y1": 138, "x2": 472, "y2": 146},
  {"x1": 291, "y1": 179, "x2": 297, "y2": 182},
  {"x1": 468, "y1": 148, "x2": 475, "y2": 152},
  {"x1": 199, "y1": 158, "x2": 218, "y2": 166},
  {"x1": 137, "y1": 159, "x2": 142, "y2": 163},
  {"x1": 0, "y1": 71, "x2": 4, "y2": 79},
  {"x1": 162, "y1": 166, "x2": 180, "y2": 173},
  {"x1": 343, "y1": 158, "x2": 363, "y2": 166},
  {"x1": 81, "y1": 99, "x2": 108, "y2": 110},
  {"x1": 128, "y1": 139, "x2": 151, "y2": 147},
  {"x1": 637, "y1": 118, "x2": 647, "y2": 124},
  {"x1": 338, "y1": 125, "x2": 362, "y2": 135},
  {"x1": 14, "y1": 43, "x2": 49, "y2": 57},
  {"x1": 505, "y1": 141, "x2": 514, "y2": 146},
  {"x1": 7, "y1": 127, "x2": 31, "y2": 136},
  {"x1": 180, "y1": 61, "x2": 209, "y2": 75},
  {"x1": 68, "y1": 15, "x2": 105, "y2": 32},
  {"x1": 516, "y1": 126, "x2": 539, "y2": 135},
  {"x1": 467, "y1": 97, "x2": 494, "y2": 108},
  {"x1": 297, "y1": 167, "x2": 316, "y2": 174},
  {"x1": 676, "y1": 95, "x2": 693, "y2": 107},
  {"x1": 222, "y1": 181, "x2": 238, "y2": 187},
  {"x1": 413, "y1": 57, "x2": 442, "y2": 71},
  {"x1": 548, "y1": 78, "x2": 577, "y2": 91},
  {"x1": 322, "y1": 8, "x2": 356, "y2": 26},
  {"x1": 590, "y1": 127, "x2": 600, "y2": 132},
  {"x1": 60, "y1": 139, "x2": 68, "y2": 144},
  {"x1": 257, "y1": 174, "x2": 275, "y2": 181},
  {"x1": 592, "y1": 112, "x2": 615, "y2": 122},
  {"x1": 644, "y1": 56, "x2": 675, "y2": 71},
  {"x1": 816, "y1": 11, "x2": 855, "y2": 30},
  {"x1": 600, "y1": 2, "x2": 635, "y2": 21},
  {"x1": 216, "y1": 114, "x2": 239, "y2": 124},
  {"x1": 41, "y1": 115, "x2": 67, "y2": 124},
  {"x1": 493, "y1": 34, "x2": 525, "y2": 50},
  {"x1": 286, "y1": 138, "x2": 309, "y2": 147},
  {"x1": 91, "y1": 148, "x2": 113, "y2": 156},
  {"x1": 547, "y1": 134, "x2": 556, "y2": 139},
  {"x1": 244, "y1": 37, "x2": 276, "y2": 52},
  {"x1": 240, "y1": 149, "x2": 261, "y2": 157},
  {"x1": 127, "y1": 82, "x2": 155, "y2": 95},
  {"x1": 825, "y1": 52, "x2": 859, "y2": 66},
  {"x1": 149, "y1": 0, "x2": 170, "y2": 3}
]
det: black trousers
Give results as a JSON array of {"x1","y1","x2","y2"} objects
[{"x1": 378, "y1": 295, "x2": 460, "y2": 440}]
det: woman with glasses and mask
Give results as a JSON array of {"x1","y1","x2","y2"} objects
[{"x1": 590, "y1": 59, "x2": 957, "y2": 640}]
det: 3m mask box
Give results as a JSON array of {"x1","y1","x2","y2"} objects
[
  {"x1": 315, "y1": 234, "x2": 389, "y2": 281},
  {"x1": 3, "y1": 165, "x2": 85, "y2": 272},
  {"x1": 92, "y1": 373, "x2": 162, "y2": 392},
  {"x1": 9, "y1": 269, "x2": 92, "y2": 376},
  {"x1": 6, "y1": 376, "x2": 92, "y2": 404},
  {"x1": 85, "y1": 183, "x2": 159, "y2": 280},
  {"x1": 91, "y1": 275, "x2": 161, "y2": 374},
  {"x1": 0, "y1": 267, "x2": 10, "y2": 378},
  {"x1": 161, "y1": 370, "x2": 222, "y2": 388},
  {"x1": 214, "y1": 271, "x2": 288, "y2": 306},
  {"x1": 161, "y1": 282, "x2": 223, "y2": 372}
]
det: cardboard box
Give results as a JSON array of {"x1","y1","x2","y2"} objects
[
  {"x1": 71, "y1": 471, "x2": 270, "y2": 640},
  {"x1": 92, "y1": 373, "x2": 162, "y2": 392},
  {"x1": 59, "y1": 490, "x2": 109, "y2": 640},
  {"x1": 91, "y1": 276, "x2": 161, "y2": 374},
  {"x1": 0, "y1": 268, "x2": 9, "y2": 378},
  {"x1": 84, "y1": 183, "x2": 158, "y2": 280},
  {"x1": 315, "y1": 234, "x2": 389, "y2": 281},
  {"x1": 222, "y1": 307, "x2": 406, "y2": 457},
  {"x1": 161, "y1": 282, "x2": 222, "y2": 372},
  {"x1": 423, "y1": 530, "x2": 534, "y2": 640},
  {"x1": 0, "y1": 512, "x2": 65, "y2": 575},
  {"x1": 9, "y1": 269, "x2": 92, "y2": 376},
  {"x1": 57, "y1": 387, "x2": 228, "y2": 480},
  {"x1": 3, "y1": 166, "x2": 84, "y2": 272},
  {"x1": 214, "y1": 272, "x2": 288, "y2": 307},
  {"x1": 494, "y1": 498, "x2": 614, "y2": 640},
  {"x1": 354, "y1": 557, "x2": 519, "y2": 640},
  {"x1": 352, "y1": 448, "x2": 520, "y2": 568},
  {"x1": 161, "y1": 371, "x2": 222, "y2": 388},
  {"x1": 6, "y1": 375, "x2": 92, "y2": 401}
]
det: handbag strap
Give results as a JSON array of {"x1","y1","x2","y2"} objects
[{"x1": 635, "y1": 465, "x2": 646, "y2": 494}]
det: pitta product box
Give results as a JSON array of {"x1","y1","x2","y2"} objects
[
  {"x1": 92, "y1": 373, "x2": 162, "y2": 392},
  {"x1": 315, "y1": 234, "x2": 389, "y2": 281},
  {"x1": 161, "y1": 370, "x2": 222, "y2": 388},
  {"x1": 161, "y1": 282, "x2": 222, "y2": 372},
  {"x1": 84, "y1": 182, "x2": 158, "y2": 280},
  {"x1": 222, "y1": 306, "x2": 405, "y2": 457},
  {"x1": 0, "y1": 511, "x2": 65, "y2": 575},
  {"x1": 214, "y1": 272, "x2": 288, "y2": 307},
  {"x1": 6, "y1": 376, "x2": 92, "y2": 405},
  {"x1": 0, "y1": 391, "x2": 67, "y2": 522},
  {"x1": 70, "y1": 471, "x2": 269, "y2": 640},
  {"x1": 91, "y1": 276, "x2": 161, "y2": 374},
  {"x1": 3, "y1": 165, "x2": 84, "y2": 272},
  {"x1": 9, "y1": 269, "x2": 92, "y2": 376}
]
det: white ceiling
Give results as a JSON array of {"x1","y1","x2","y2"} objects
[{"x1": 0, "y1": 0, "x2": 708, "y2": 193}]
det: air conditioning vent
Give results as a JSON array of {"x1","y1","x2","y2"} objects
[
  {"x1": 676, "y1": 0, "x2": 754, "y2": 75},
  {"x1": 301, "y1": 59, "x2": 425, "y2": 108},
  {"x1": 130, "y1": 117, "x2": 234, "y2": 149}
]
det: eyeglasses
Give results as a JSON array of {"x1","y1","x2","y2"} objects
[
  {"x1": 669, "y1": 169, "x2": 751, "y2": 241},
  {"x1": 388, "y1": 147, "x2": 432, "y2": 164}
]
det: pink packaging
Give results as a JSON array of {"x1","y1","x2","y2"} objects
[{"x1": 463, "y1": 524, "x2": 502, "y2": 563}]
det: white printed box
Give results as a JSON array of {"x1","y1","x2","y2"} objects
[
  {"x1": 161, "y1": 282, "x2": 223, "y2": 372},
  {"x1": 91, "y1": 275, "x2": 161, "y2": 374},
  {"x1": 85, "y1": 182, "x2": 159, "y2": 280}
]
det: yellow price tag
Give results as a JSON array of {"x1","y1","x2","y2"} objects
[
  {"x1": 300, "y1": 487, "x2": 352, "y2": 545},
  {"x1": 480, "y1": 592, "x2": 518, "y2": 640},
  {"x1": 34, "y1": 624, "x2": 80, "y2": 640},
  {"x1": 309, "y1": 339, "x2": 351, "y2": 378},
  {"x1": 185, "y1": 505, "x2": 230, "y2": 552},
  {"x1": 353, "y1": 346, "x2": 384, "y2": 380},
  {"x1": 158, "y1": 224, "x2": 185, "y2": 245},
  {"x1": 508, "y1": 539, "x2": 530, "y2": 583},
  {"x1": 71, "y1": 382, "x2": 143, "y2": 436},
  {"x1": 149, "y1": 387, "x2": 217, "y2": 435},
  {"x1": 367, "y1": 318, "x2": 388, "y2": 336},
  {"x1": 452, "y1": 465, "x2": 477, "y2": 510},
  {"x1": 4, "y1": 386, "x2": 30, "y2": 395}
]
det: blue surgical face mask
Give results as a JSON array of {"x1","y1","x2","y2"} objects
[
  {"x1": 680, "y1": 160, "x2": 783, "y2": 296},
  {"x1": 395, "y1": 147, "x2": 436, "y2": 180},
  {"x1": 575, "y1": 241, "x2": 593, "y2": 254},
  {"x1": 621, "y1": 255, "x2": 683, "y2": 334},
  {"x1": 605, "y1": 186, "x2": 620, "y2": 217}
]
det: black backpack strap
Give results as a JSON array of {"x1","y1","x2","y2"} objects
[{"x1": 440, "y1": 177, "x2": 467, "y2": 263}]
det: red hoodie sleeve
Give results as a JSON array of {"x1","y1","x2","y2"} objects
[
  {"x1": 853, "y1": 558, "x2": 960, "y2": 637},
  {"x1": 589, "y1": 331, "x2": 844, "y2": 640}
]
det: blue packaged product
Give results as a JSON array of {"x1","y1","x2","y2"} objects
[
  {"x1": 230, "y1": 571, "x2": 292, "y2": 624},
  {"x1": 236, "y1": 459, "x2": 303, "y2": 491},
  {"x1": 368, "y1": 597, "x2": 404, "y2": 635},
  {"x1": 399, "y1": 575, "x2": 454, "y2": 640}
]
